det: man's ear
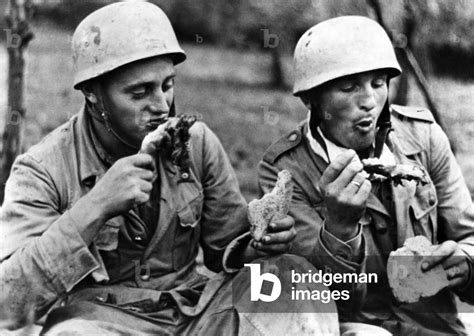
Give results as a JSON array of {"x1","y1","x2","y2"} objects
[{"x1": 81, "y1": 82, "x2": 99, "y2": 104}]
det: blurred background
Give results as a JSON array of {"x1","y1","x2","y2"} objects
[
  {"x1": 1, "y1": 0, "x2": 474, "y2": 201},
  {"x1": 1, "y1": 0, "x2": 474, "y2": 331}
]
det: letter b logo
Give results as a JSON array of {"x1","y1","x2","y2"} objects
[{"x1": 245, "y1": 263, "x2": 282, "y2": 302}]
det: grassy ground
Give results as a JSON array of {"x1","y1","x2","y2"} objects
[{"x1": 1, "y1": 22, "x2": 474, "y2": 332}]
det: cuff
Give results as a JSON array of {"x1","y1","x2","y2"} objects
[
  {"x1": 321, "y1": 221, "x2": 363, "y2": 262},
  {"x1": 222, "y1": 232, "x2": 252, "y2": 273},
  {"x1": 311, "y1": 227, "x2": 366, "y2": 275},
  {"x1": 38, "y1": 210, "x2": 100, "y2": 292}
]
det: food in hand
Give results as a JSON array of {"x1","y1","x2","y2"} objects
[
  {"x1": 362, "y1": 158, "x2": 428, "y2": 186},
  {"x1": 248, "y1": 170, "x2": 293, "y2": 242},
  {"x1": 140, "y1": 115, "x2": 197, "y2": 170},
  {"x1": 387, "y1": 236, "x2": 449, "y2": 303}
]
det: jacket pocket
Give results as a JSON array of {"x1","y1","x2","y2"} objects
[
  {"x1": 95, "y1": 217, "x2": 123, "y2": 251},
  {"x1": 173, "y1": 190, "x2": 203, "y2": 270},
  {"x1": 410, "y1": 176, "x2": 438, "y2": 243}
]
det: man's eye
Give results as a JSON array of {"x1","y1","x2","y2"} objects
[
  {"x1": 131, "y1": 87, "x2": 148, "y2": 99},
  {"x1": 339, "y1": 82, "x2": 356, "y2": 92},
  {"x1": 372, "y1": 78, "x2": 386, "y2": 88},
  {"x1": 163, "y1": 79, "x2": 174, "y2": 91}
]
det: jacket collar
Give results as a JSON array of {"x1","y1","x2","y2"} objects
[
  {"x1": 388, "y1": 108, "x2": 425, "y2": 156},
  {"x1": 75, "y1": 105, "x2": 108, "y2": 185}
]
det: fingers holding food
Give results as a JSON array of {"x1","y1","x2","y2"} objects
[
  {"x1": 421, "y1": 240, "x2": 471, "y2": 289},
  {"x1": 387, "y1": 236, "x2": 449, "y2": 303},
  {"x1": 248, "y1": 170, "x2": 293, "y2": 242},
  {"x1": 319, "y1": 152, "x2": 370, "y2": 240},
  {"x1": 320, "y1": 150, "x2": 357, "y2": 187},
  {"x1": 139, "y1": 115, "x2": 197, "y2": 174}
]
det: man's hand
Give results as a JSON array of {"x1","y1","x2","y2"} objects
[
  {"x1": 319, "y1": 150, "x2": 371, "y2": 241},
  {"x1": 251, "y1": 215, "x2": 296, "y2": 255},
  {"x1": 421, "y1": 240, "x2": 471, "y2": 289},
  {"x1": 140, "y1": 119, "x2": 175, "y2": 154},
  {"x1": 85, "y1": 153, "x2": 156, "y2": 219},
  {"x1": 239, "y1": 215, "x2": 296, "y2": 265}
]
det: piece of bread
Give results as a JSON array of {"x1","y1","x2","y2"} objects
[
  {"x1": 387, "y1": 236, "x2": 449, "y2": 303},
  {"x1": 248, "y1": 170, "x2": 293, "y2": 241}
]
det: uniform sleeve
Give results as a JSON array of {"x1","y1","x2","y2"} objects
[
  {"x1": 0, "y1": 154, "x2": 100, "y2": 328},
  {"x1": 428, "y1": 122, "x2": 474, "y2": 303},
  {"x1": 257, "y1": 158, "x2": 368, "y2": 315},
  {"x1": 196, "y1": 124, "x2": 249, "y2": 273}
]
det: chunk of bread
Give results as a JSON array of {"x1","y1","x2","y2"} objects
[
  {"x1": 248, "y1": 170, "x2": 293, "y2": 241},
  {"x1": 387, "y1": 236, "x2": 449, "y2": 303}
]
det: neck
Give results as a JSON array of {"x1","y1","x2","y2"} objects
[{"x1": 318, "y1": 125, "x2": 344, "y2": 148}]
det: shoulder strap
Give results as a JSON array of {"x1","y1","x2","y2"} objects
[
  {"x1": 263, "y1": 124, "x2": 304, "y2": 164},
  {"x1": 390, "y1": 104, "x2": 435, "y2": 123}
]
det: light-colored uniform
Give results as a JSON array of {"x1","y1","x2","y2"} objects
[
  {"x1": 0, "y1": 107, "x2": 338, "y2": 335},
  {"x1": 259, "y1": 105, "x2": 474, "y2": 335}
]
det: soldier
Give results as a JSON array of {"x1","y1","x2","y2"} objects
[
  {"x1": 258, "y1": 16, "x2": 474, "y2": 335},
  {"x1": 0, "y1": 3, "x2": 338, "y2": 335}
]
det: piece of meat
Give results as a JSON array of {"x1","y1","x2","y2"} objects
[
  {"x1": 248, "y1": 170, "x2": 293, "y2": 242},
  {"x1": 164, "y1": 115, "x2": 196, "y2": 167},
  {"x1": 362, "y1": 158, "x2": 428, "y2": 186},
  {"x1": 140, "y1": 115, "x2": 196, "y2": 171},
  {"x1": 387, "y1": 236, "x2": 449, "y2": 303}
]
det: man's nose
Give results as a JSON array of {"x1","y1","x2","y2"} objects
[
  {"x1": 147, "y1": 91, "x2": 170, "y2": 114},
  {"x1": 358, "y1": 85, "x2": 377, "y2": 111}
]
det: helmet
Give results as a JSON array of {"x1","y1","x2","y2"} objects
[
  {"x1": 293, "y1": 16, "x2": 401, "y2": 96},
  {"x1": 72, "y1": 2, "x2": 186, "y2": 89}
]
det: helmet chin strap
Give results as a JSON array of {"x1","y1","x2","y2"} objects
[
  {"x1": 90, "y1": 85, "x2": 141, "y2": 151},
  {"x1": 373, "y1": 101, "x2": 392, "y2": 159},
  {"x1": 101, "y1": 109, "x2": 141, "y2": 151},
  {"x1": 373, "y1": 80, "x2": 393, "y2": 159}
]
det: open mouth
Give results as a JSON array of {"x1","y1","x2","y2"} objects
[{"x1": 355, "y1": 119, "x2": 373, "y2": 132}]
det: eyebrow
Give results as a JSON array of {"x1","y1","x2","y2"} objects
[{"x1": 123, "y1": 72, "x2": 176, "y2": 91}]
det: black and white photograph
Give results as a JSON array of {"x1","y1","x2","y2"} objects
[{"x1": 1, "y1": 0, "x2": 474, "y2": 335}]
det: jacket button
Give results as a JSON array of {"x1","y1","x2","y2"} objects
[
  {"x1": 95, "y1": 296, "x2": 106, "y2": 302},
  {"x1": 139, "y1": 263, "x2": 151, "y2": 281},
  {"x1": 288, "y1": 133, "x2": 298, "y2": 141},
  {"x1": 181, "y1": 172, "x2": 189, "y2": 179},
  {"x1": 428, "y1": 195, "x2": 436, "y2": 206}
]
